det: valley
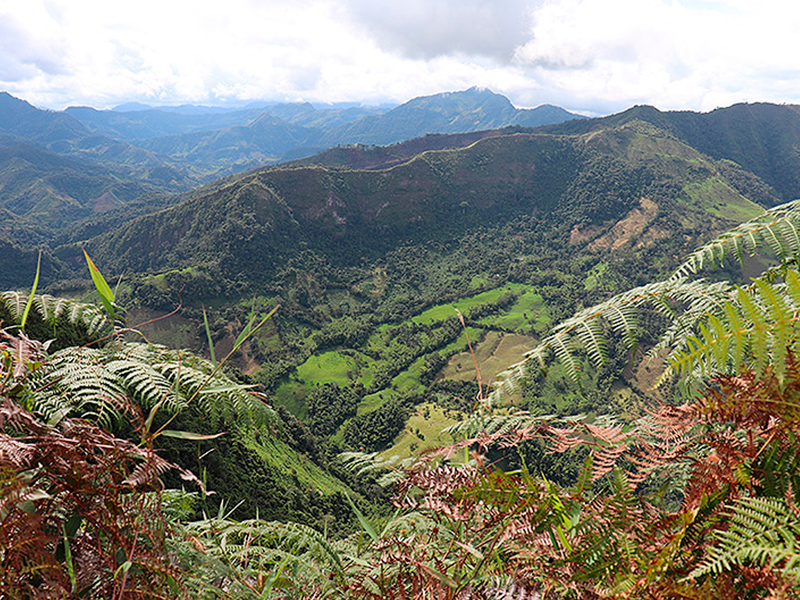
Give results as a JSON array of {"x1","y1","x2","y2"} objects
[{"x1": 5, "y1": 88, "x2": 800, "y2": 596}]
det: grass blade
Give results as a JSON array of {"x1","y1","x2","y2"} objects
[
  {"x1": 83, "y1": 247, "x2": 116, "y2": 320},
  {"x1": 202, "y1": 307, "x2": 217, "y2": 366},
  {"x1": 20, "y1": 249, "x2": 42, "y2": 332}
]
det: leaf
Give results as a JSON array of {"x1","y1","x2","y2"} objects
[
  {"x1": 113, "y1": 561, "x2": 133, "y2": 579},
  {"x1": 47, "y1": 406, "x2": 71, "y2": 428},
  {"x1": 144, "y1": 396, "x2": 166, "y2": 434},
  {"x1": 158, "y1": 430, "x2": 227, "y2": 441},
  {"x1": 454, "y1": 540, "x2": 484, "y2": 560},
  {"x1": 346, "y1": 494, "x2": 379, "y2": 544},
  {"x1": 20, "y1": 250, "x2": 42, "y2": 332},
  {"x1": 82, "y1": 248, "x2": 115, "y2": 320},
  {"x1": 202, "y1": 307, "x2": 217, "y2": 367},
  {"x1": 62, "y1": 522, "x2": 77, "y2": 593}
]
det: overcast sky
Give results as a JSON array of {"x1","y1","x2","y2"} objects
[{"x1": 2, "y1": 0, "x2": 799, "y2": 115}]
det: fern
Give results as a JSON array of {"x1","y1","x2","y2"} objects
[
  {"x1": 689, "y1": 497, "x2": 800, "y2": 582},
  {"x1": 0, "y1": 292, "x2": 111, "y2": 338},
  {"x1": 496, "y1": 199, "x2": 800, "y2": 395},
  {"x1": 179, "y1": 517, "x2": 348, "y2": 598},
  {"x1": 25, "y1": 340, "x2": 276, "y2": 433},
  {"x1": 673, "y1": 198, "x2": 800, "y2": 278}
]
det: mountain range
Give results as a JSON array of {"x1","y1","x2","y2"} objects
[
  {"x1": 0, "y1": 88, "x2": 585, "y2": 266},
  {"x1": 6, "y1": 90, "x2": 800, "y2": 525}
]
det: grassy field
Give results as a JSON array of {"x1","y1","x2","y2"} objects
[
  {"x1": 477, "y1": 288, "x2": 550, "y2": 333},
  {"x1": 274, "y1": 283, "x2": 547, "y2": 425},
  {"x1": 439, "y1": 330, "x2": 537, "y2": 405},
  {"x1": 380, "y1": 402, "x2": 464, "y2": 460},
  {"x1": 273, "y1": 350, "x2": 376, "y2": 415},
  {"x1": 411, "y1": 286, "x2": 516, "y2": 325},
  {"x1": 683, "y1": 176, "x2": 763, "y2": 223}
]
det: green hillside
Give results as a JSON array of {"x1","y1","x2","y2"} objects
[
  {"x1": 42, "y1": 117, "x2": 770, "y2": 464},
  {"x1": 544, "y1": 102, "x2": 800, "y2": 202}
]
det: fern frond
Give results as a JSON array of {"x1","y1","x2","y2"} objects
[
  {"x1": 575, "y1": 318, "x2": 608, "y2": 368},
  {"x1": 688, "y1": 496, "x2": 800, "y2": 583},
  {"x1": 0, "y1": 292, "x2": 111, "y2": 337},
  {"x1": 497, "y1": 200, "x2": 800, "y2": 399},
  {"x1": 32, "y1": 347, "x2": 126, "y2": 428},
  {"x1": 105, "y1": 359, "x2": 182, "y2": 413},
  {"x1": 602, "y1": 303, "x2": 639, "y2": 350},
  {"x1": 26, "y1": 341, "x2": 277, "y2": 432},
  {"x1": 672, "y1": 198, "x2": 800, "y2": 278}
]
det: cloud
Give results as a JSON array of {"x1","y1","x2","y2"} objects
[
  {"x1": 513, "y1": 0, "x2": 800, "y2": 111},
  {"x1": 2, "y1": 0, "x2": 800, "y2": 114},
  {"x1": 0, "y1": 2, "x2": 69, "y2": 81},
  {"x1": 341, "y1": 0, "x2": 537, "y2": 62}
]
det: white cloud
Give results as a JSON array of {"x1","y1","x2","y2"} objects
[
  {"x1": 513, "y1": 0, "x2": 800, "y2": 111},
  {"x1": 340, "y1": 0, "x2": 536, "y2": 61},
  {"x1": 1, "y1": 0, "x2": 800, "y2": 113}
]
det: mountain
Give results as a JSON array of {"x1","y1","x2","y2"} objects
[
  {"x1": 0, "y1": 92, "x2": 89, "y2": 143},
  {"x1": 318, "y1": 87, "x2": 586, "y2": 146},
  {"x1": 74, "y1": 119, "x2": 767, "y2": 277},
  {"x1": 64, "y1": 89, "x2": 585, "y2": 176},
  {"x1": 133, "y1": 112, "x2": 321, "y2": 179},
  {"x1": 47, "y1": 113, "x2": 777, "y2": 440},
  {"x1": 65, "y1": 105, "x2": 267, "y2": 140},
  {"x1": 0, "y1": 92, "x2": 197, "y2": 192},
  {"x1": 292, "y1": 128, "x2": 518, "y2": 170},
  {"x1": 542, "y1": 102, "x2": 800, "y2": 201},
  {"x1": 0, "y1": 142, "x2": 160, "y2": 230},
  {"x1": 252, "y1": 102, "x2": 384, "y2": 129}
]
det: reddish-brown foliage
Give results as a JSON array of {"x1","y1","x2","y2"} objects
[
  {"x1": 0, "y1": 331, "x2": 197, "y2": 599},
  {"x1": 341, "y1": 356, "x2": 800, "y2": 599}
]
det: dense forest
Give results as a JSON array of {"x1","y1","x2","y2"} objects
[{"x1": 5, "y1": 96, "x2": 800, "y2": 597}]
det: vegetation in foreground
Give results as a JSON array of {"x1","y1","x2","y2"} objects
[{"x1": 4, "y1": 202, "x2": 800, "y2": 597}]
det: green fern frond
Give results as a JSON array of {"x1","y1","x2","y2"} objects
[
  {"x1": 181, "y1": 516, "x2": 347, "y2": 595},
  {"x1": 688, "y1": 496, "x2": 800, "y2": 583},
  {"x1": 0, "y1": 292, "x2": 111, "y2": 337},
  {"x1": 550, "y1": 332, "x2": 582, "y2": 385},
  {"x1": 602, "y1": 304, "x2": 639, "y2": 350},
  {"x1": 672, "y1": 198, "x2": 800, "y2": 279},
  {"x1": 497, "y1": 200, "x2": 800, "y2": 399},
  {"x1": 105, "y1": 359, "x2": 182, "y2": 413},
  {"x1": 25, "y1": 341, "x2": 276, "y2": 432},
  {"x1": 32, "y1": 347, "x2": 126, "y2": 429},
  {"x1": 576, "y1": 319, "x2": 608, "y2": 368}
]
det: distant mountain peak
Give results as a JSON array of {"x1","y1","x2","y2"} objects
[{"x1": 111, "y1": 102, "x2": 155, "y2": 113}]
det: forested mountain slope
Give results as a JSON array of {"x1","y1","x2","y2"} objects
[
  {"x1": 72, "y1": 120, "x2": 769, "y2": 283},
  {"x1": 0, "y1": 92, "x2": 195, "y2": 192},
  {"x1": 46, "y1": 117, "x2": 773, "y2": 442},
  {"x1": 0, "y1": 89, "x2": 584, "y2": 270},
  {"x1": 317, "y1": 87, "x2": 584, "y2": 147},
  {"x1": 0, "y1": 142, "x2": 161, "y2": 231},
  {"x1": 543, "y1": 102, "x2": 800, "y2": 201}
]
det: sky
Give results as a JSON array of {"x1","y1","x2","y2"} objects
[{"x1": 2, "y1": 0, "x2": 800, "y2": 115}]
